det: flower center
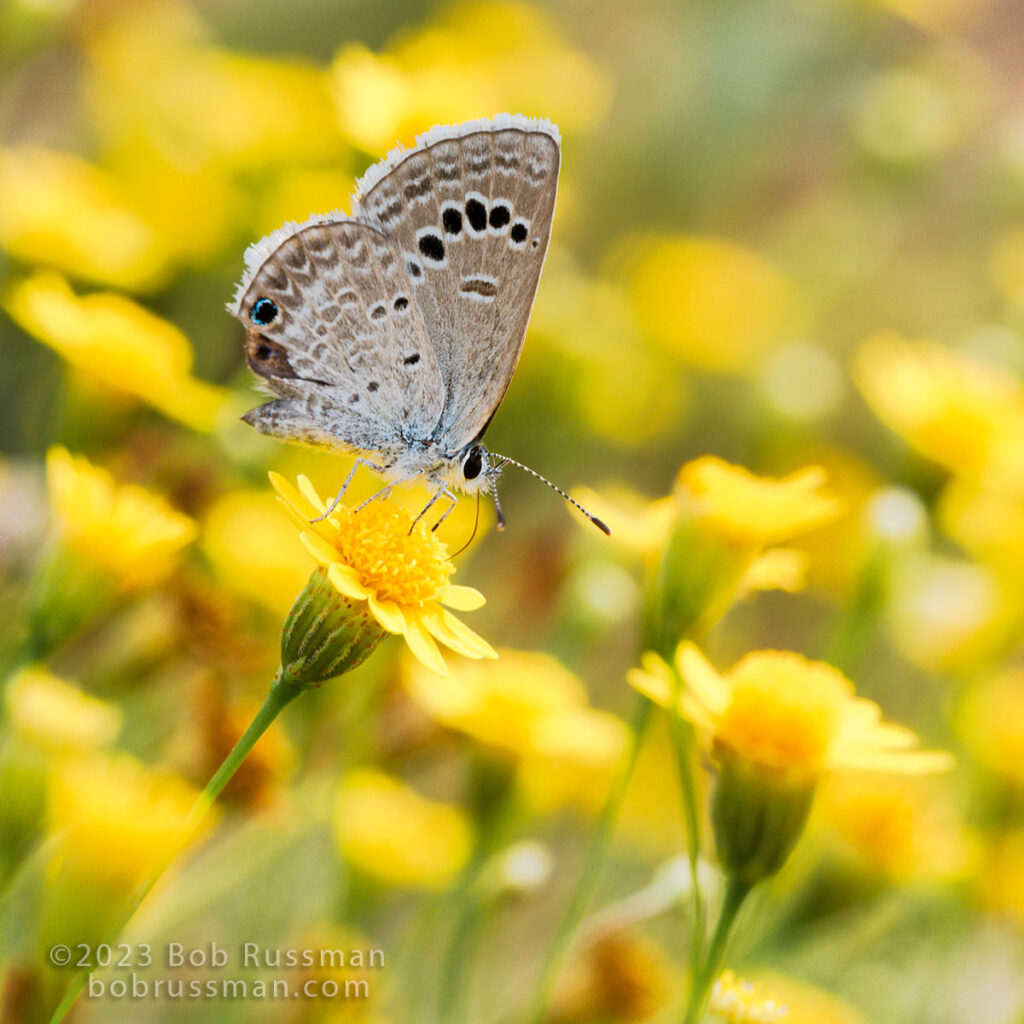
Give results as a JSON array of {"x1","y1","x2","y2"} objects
[
  {"x1": 716, "y1": 652, "x2": 849, "y2": 777},
  {"x1": 335, "y1": 503, "x2": 454, "y2": 605}
]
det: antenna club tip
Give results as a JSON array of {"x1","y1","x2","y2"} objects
[{"x1": 591, "y1": 515, "x2": 612, "y2": 536}]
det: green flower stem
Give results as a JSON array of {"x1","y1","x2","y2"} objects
[
  {"x1": 681, "y1": 876, "x2": 751, "y2": 1024},
  {"x1": 436, "y1": 754, "x2": 516, "y2": 1023},
  {"x1": 522, "y1": 693, "x2": 653, "y2": 1024},
  {"x1": 664, "y1": 700, "x2": 704, "y2": 980},
  {"x1": 47, "y1": 669, "x2": 304, "y2": 1024}
]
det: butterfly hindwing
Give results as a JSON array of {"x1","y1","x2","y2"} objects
[
  {"x1": 233, "y1": 219, "x2": 446, "y2": 455},
  {"x1": 354, "y1": 114, "x2": 560, "y2": 452}
]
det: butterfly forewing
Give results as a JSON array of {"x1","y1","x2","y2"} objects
[
  {"x1": 354, "y1": 115, "x2": 560, "y2": 452},
  {"x1": 234, "y1": 220, "x2": 446, "y2": 454}
]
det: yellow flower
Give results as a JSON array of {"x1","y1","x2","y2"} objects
[
  {"x1": 0, "y1": 146, "x2": 168, "y2": 290},
  {"x1": 270, "y1": 473, "x2": 494, "y2": 676},
  {"x1": 331, "y1": 1, "x2": 609, "y2": 154},
  {"x1": 5, "y1": 271, "x2": 230, "y2": 432},
  {"x1": 854, "y1": 333, "x2": 1024, "y2": 478},
  {"x1": 46, "y1": 446, "x2": 196, "y2": 591},
  {"x1": 708, "y1": 970, "x2": 787, "y2": 1024},
  {"x1": 676, "y1": 457, "x2": 843, "y2": 550},
  {"x1": 630, "y1": 644, "x2": 951, "y2": 882},
  {"x1": 403, "y1": 648, "x2": 600, "y2": 757},
  {"x1": 632, "y1": 644, "x2": 951, "y2": 783},
  {"x1": 958, "y1": 669, "x2": 1024, "y2": 788},
  {"x1": 333, "y1": 769, "x2": 471, "y2": 889},
  {"x1": 744, "y1": 974, "x2": 869, "y2": 1024},
  {"x1": 628, "y1": 235, "x2": 805, "y2": 372},
  {"x1": 42, "y1": 753, "x2": 208, "y2": 948},
  {"x1": 47, "y1": 753, "x2": 202, "y2": 890},
  {"x1": 5, "y1": 667, "x2": 121, "y2": 754},
  {"x1": 81, "y1": 3, "x2": 343, "y2": 170},
  {"x1": 816, "y1": 773, "x2": 971, "y2": 884},
  {"x1": 201, "y1": 489, "x2": 313, "y2": 616},
  {"x1": 549, "y1": 931, "x2": 673, "y2": 1024}
]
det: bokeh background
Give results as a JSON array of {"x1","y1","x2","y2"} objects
[{"x1": 3, "y1": 0, "x2": 1024, "y2": 1021}]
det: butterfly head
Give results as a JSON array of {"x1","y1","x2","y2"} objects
[{"x1": 456, "y1": 444, "x2": 494, "y2": 496}]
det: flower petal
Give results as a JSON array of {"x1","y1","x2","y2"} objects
[
  {"x1": 301, "y1": 531, "x2": 344, "y2": 568},
  {"x1": 626, "y1": 661, "x2": 673, "y2": 707},
  {"x1": 367, "y1": 593, "x2": 408, "y2": 634},
  {"x1": 402, "y1": 618, "x2": 448, "y2": 676},
  {"x1": 296, "y1": 474, "x2": 328, "y2": 516},
  {"x1": 676, "y1": 642, "x2": 730, "y2": 715},
  {"x1": 327, "y1": 562, "x2": 370, "y2": 601},
  {"x1": 269, "y1": 472, "x2": 319, "y2": 525},
  {"x1": 419, "y1": 605, "x2": 496, "y2": 659},
  {"x1": 439, "y1": 584, "x2": 486, "y2": 611}
]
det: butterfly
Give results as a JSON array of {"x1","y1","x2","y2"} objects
[{"x1": 230, "y1": 113, "x2": 608, "y2": 534}]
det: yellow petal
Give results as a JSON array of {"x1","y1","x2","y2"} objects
[
  {"x1": 300, "y1": 530, "x2": 343, "y2": 567},
  {"x1": 676, "y1": 642, "x2": 730, "y2": 715},
  {"x1": 270, "y1": 472, "x2": 319, "y2": 523},
  {"x1": 439, "y1": 584, "x2": 486, "y2": 611},
  {"x1": 403, "y1": 619, "x2": 448, "y2": 676},
  {"x1": 626, "y1": 666, "x2": 673, "y2": 707},
  {"x1": 327, "y1": 562, "x2": 370, "y2": 601},
  {"x1": 296, "y1": 474, "x2": 328, "y2": 516},
  {"x1": 418, "y1": 605, "x2": 495, "y2": 659},
  {"x1": 367, "y1": 593, "x2": 408, "y2": 634}
]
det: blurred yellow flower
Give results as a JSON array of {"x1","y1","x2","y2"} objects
[
  {"x1": 81, "y1": 2, "x2": 343, "y2": 170},
  {"x1": 746, "y1": 974, "x2": 868, "y2": 1024},
  {"x1": 738, "y1": 547, "x2": 808, "y2": 595},
  {"x1": 854, "y1": 333, "x2": 1024, "y2": 478},
  {"x1": 270, "y1": 473, "x2": 495, "y2": 675},
  {"x1": 631, "y1": 643, "x2": 952, "y2": 784},
  {"x1": 628, "y1": 235, "x2": 805, "y2": 372},
  {"x1": 46, "y1": 446, "x2": 197, "y2": 591},
  {"x1": 958, "y1": 669, "x2": 1024, "y2": 788},
  {"x1": 333, "y1": 769, "x2": 471, "y2": 889},
  {"x1": 0, "y1": 146, "x2": 168, "y2": 290},
  {"x1": 549, "y1": 930, "x2": 673, "y2": 1023},
  {"x1": 708, "y1": 970, "x2": 787, "y2": 1024},
  {"x1": 676, "y1": 457, "x2": 843, "y2": 550},
  {"x1": 816, "y1": 773, "x2": 971, "y2": 883},
  {"x1": 47, "y1": 752, "x2": 203, "y2": 892},
  {"x1": 201, "y1": 488, "x2": 312, "y2": 616},
  {"x1": 404, "y1": 648, "x2": 600, "y2": 758},
  {"x1": 331, "y1": 1, "x2": 610, "y2": 153},
  {"x1": 405, "y1": 647, "x2": 627, "y2": 814},
  {"x1": 5, "y1": 271, "x2": 230, "y2": 432},
  {"x1": 570, "y1": 485, "x2": 678, "y2": 561},
  {"x1": 976, "y1": 830, "x2": 1024, "y2": 924},
  {"x1": 5, "y1": 667, "x2": 121, "y2": 754}
]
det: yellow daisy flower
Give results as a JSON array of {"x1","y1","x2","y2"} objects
[
  {"x1": 270, "y1": 473, "x2": 495, "y2": 676},
  {"x1": 676, "y1": 457, "x2": 843, "y2": 549},
  {"x1": 629, "y1": 643, "x2": 951, "y2": 883},
  {"x1": 5, "y1": 271, "x2": 229, "y2": 432},
  {"x1": 333, "y1": 768, "x2": 472, "y2": 889},
  {"x1": 709, "y1": 970, "x2": 787, "y2": 1024},
  {"x1": 631, "y1": 643, "x2": 951, "y2": 783},
  {"x1": 46, "y1": 446, "x2": 197, "y2": 591}
]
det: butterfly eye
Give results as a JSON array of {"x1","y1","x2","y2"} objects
[
  {"x1": 463, "y1": 446, "x2": 484, "y2": 481},
  {"x1": 250, "y1": 297, "x2": 279, "y2": 325}
]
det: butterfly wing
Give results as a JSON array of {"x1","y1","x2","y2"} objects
[
  {"x1": 231, "y1": 218, "x2": 446, "y2": 460},
  {"x1": 354, "y1": 114, "x2": 560, "y2": 453}
]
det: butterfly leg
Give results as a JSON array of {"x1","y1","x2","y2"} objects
[
  {"x1": 312, "y1": 458, "x2": 386, "y2": 522},
  {"x1": 353, "y1": 472, "x2": 421, "y2": 513},
  {"x1": 409, "y1": 487, "x2": 458, "y2": 533}
]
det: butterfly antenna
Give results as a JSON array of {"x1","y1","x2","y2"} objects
[
  {"x1": 490, "y1": 453, "x2": 611, "y2": 535},
  {"x1": 451, "y1": 494, "x2": 482, "y2": 557}
]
